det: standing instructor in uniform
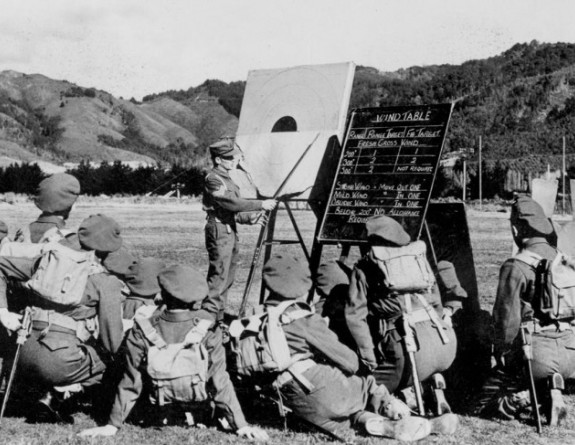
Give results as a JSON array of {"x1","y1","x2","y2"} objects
[{"x1": 203, "y1": 138, "x2": 277, "y2": 322}]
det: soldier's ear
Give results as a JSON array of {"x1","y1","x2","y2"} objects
[{"x1": 214, "y1": 156, "x2": 222, "y2": 165}]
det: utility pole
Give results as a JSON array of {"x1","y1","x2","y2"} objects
[
  {"x1": 563, "y1": 136, "x2": 566, "y2": 215},
  {"x1": 479, "y1": 136, "x2": 482, "y2": 211},
  {"x1": 462, "y1": 158, "x2": 467, "y2": 202}
]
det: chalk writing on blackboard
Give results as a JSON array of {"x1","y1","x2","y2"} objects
[{"x1": 318, "y1": 104, "x2": 453, "y2": 243}]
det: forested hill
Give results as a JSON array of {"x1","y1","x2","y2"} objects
[
  {"x1": 1, "y1": 41, "x2": 575, "y2": 173},
  {"x1": 146, "y1": 41, "x2": 575, "y2": 172}
]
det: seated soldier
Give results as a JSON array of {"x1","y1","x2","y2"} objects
[
  {"x1": 344, "y1": 215, "x2": 458, "y2": 414},
  {"x1": 0, "y1": 214, "x2": 126, "y2": 422},
  {"x1": 257, "y1": 254, "x2": 458, "y2": 441},
  {"x1": 78, "y1": 265, "x2": 268, "y2": 441},
  {"x1": 14, "y1": 173, "x2": 80, "y2": 242},
  {"x1": 476, "y1": 196, "x2": 575, "y2": 426}
]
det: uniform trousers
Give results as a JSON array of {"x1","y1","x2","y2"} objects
[
  {"x1": 373, "y1": 319, "x2": 457, "y2": 392},
  {"x1": 205, "y1": 220, "x2": 239, "y2": 321}
]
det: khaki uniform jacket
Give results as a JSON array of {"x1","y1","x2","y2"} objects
[
  {"x1": 15, "y1": 214, "x2": 66, "y2": 243},
  {"x1": 202, "y1": 166, "x2": 263, "y2": 226},
  {"x1": 493, "y1": 237, "x2": 557, "y2": 358}
]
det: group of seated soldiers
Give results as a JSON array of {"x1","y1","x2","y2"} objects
[{"x1": 0, "y1": 172, "x2": 572, "y2": 441}]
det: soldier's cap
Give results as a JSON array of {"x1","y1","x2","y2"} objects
[
  {"x1": 35, "y1": 173, "x2": 81, "y2": 213},
  {"x1": 365, "y1": 215, "x2": 410, "y2": 246},
  {"x1": 0, "y1": 220, "x2": 8, "y2": 241},
  {"x1": 125, "y1": 257, "x2": 165, "y2": 298},
  {"x1": 263, "y1": 254, "x2": 312, "y2": 301},
  {"x1": 315, "y1": 260, "x2": 351, "y2": 298},
  {"x1": 158, "y1": 265, "x2": 208, "y2": 303},
  {"x1": 102, "y1": 246, "x2": 138, "y2": 276},
  {"x1": 437, "y1": 260, "x2": 467, "y2": 299},
  {"x1": 78, "y1": 214, "x2": 122, "y2": 253},
  {"x1": 209, "y1": 138, "x2": 241, "y2": 158},
  {"x1": 510, "y1": 196, "x2": 553, "y2": 236}
]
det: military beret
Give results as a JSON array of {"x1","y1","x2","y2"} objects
[
  {"x1": 209, "y1": 138, "x2": 241, "y2": 158},
  {"x1": 103, "y1": 246, "x2": 138, "y2": 276},
  {"x1": 158, "y1": 265, "x2": 208, "y2": 303},
  {"x1": 365, "y1": 215, "x2": 410, "y2": 246},
  {"x1": 35, "y1": 173, "x2": 80, "y2": 213},
  {"x1": 0, "y1": 220, "x2": 8, "y2": 241},
  {"x1": 437, "y1": 261, "x2": 467, "y2": 299},
  {"x1": 510, "y1": 196, "x2": 553, "y2": 236},
  {"x1": 315, "y1": 260, "x2": 350, "y2": 298},
  {"x1": 125, "y1": 257, "x2": 164, "y2": 297},
  {"x1": 263, "y1": 254, "x2": 312, "y2": 300},
  {"x1": 78, "y1": 214, "x2": 122, "y2": 253}
]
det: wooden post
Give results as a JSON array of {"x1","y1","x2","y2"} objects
[
  {"x1": 563, "y1": 136, "x2": 566, "y2": 215},
  {"x1": 479, "y1": 136, "x2": 482, "y2": 211},
  {"x1": 462, "y1": 158, "x2": 467, "y2": 202}
]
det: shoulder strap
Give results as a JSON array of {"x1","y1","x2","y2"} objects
[
  {"x1": 514, "y1": 250, "x2": 543, "y2": 268},
  {"x1": 272, "y1": 300, "x2": 314, "y2": 325},
  {"x1": 136, "y1": 317, "x2": 167, "y2": 349}
]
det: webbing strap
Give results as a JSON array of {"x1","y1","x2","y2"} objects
[
  {"x1": 414, "y1": 294, "x2": 450, "y2": 344},
  {"x1": 136, "y1": 317, "x2": 167, "y2": 349}
]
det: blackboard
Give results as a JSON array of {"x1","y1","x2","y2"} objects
[{"x1": 317, "y1": 104, "x2": 453, "y2": 243}]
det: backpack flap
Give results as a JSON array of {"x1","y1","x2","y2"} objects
[
  {"x1": 371, "y1": 240, "x2": 435, "y2": 292},
  {"x1": 549, "y1": 253, "x2": 575, "y2": 319},
  {"x1": 26, "y1": 243, "x2": 95, "y2": 306}
]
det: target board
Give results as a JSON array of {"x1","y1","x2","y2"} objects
[{"x1": 234, "y1": 62, "x2": 356, "y2": 197}]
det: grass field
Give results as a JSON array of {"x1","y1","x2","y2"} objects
[{"x1": 1, "y1": 197, "x2": 575, "y2": 444}]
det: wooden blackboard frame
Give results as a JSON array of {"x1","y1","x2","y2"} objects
[{"x1": 317, "y1": 103, "x2": 454, "y2": 243}]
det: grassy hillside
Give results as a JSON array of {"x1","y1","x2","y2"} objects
[{"x1": 1, "y1": 41, "x2": 575, "y2": 172}]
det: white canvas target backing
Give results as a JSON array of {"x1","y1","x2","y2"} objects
[{"x1": 234, "y1": 62, "x2": 355, "y2": 197}]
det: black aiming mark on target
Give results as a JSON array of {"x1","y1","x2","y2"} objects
[{"x1": 271, "y1": 116, "x2": 298, "y2": 132}]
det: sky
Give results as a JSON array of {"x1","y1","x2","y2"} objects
[{"x1": 1, "y1": 0, "x2": 575, "y2": 100}]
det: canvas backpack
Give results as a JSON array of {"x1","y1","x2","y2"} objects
[
  {"x1": 136, "y1": 317, "x2": 210, "y2": 406},
  {"x1": 370, "y1": 240, "x2": 436, "y2": 293},
  {"x1": 515, "y1": 249, "x2": 575, "y2": 320},
  {"x1": 26, "y1": 242, "x2": 104, "y2": 307},
  {"x1": 228, "y1": 300, "x2": 314, "y2": 378}
]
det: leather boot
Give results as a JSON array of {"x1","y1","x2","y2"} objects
[
  {"x1": 361, "y1": 414, "x2": 431, "y2": 442},
  {"x1": 28, "y1": 390, "x2": 74, "y2": 424},
  {"x1": 429, "y1": 413, "x2": 459, "y2": 435},
  {"x1": 430, "y1": 373, "x2": 451, "y2": 415},
  {"x1": 548, "y1": 373, "x2": 567, "y2": 427}
]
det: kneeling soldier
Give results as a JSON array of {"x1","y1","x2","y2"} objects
[
  {"x1": 345, "y1": 215, "x2": 459, "y2": 415},
  {"x1": 477, "y1": 196, "x2": 575, "y2": 426},
  {"x1": 0, "y1": 214, "x2": 125, "y2": 422},
  {"x1": 79, "y1": 264, "x2": 268, "y2": 441},
  {"x1": 253, "y1": 254, "x2": 457, "y2": 441}
]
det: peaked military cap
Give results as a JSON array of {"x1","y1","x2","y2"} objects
[{"x1": 209, "y1": 138, "x2": 241, "y2": 157}]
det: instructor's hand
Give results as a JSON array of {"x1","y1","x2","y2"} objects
[
  {"x1": 261, "y1": 200, "x2": 277, "y2": 211},
  {"x1": 0, "y1": 309, "x2": 22, "y2": 332}
]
